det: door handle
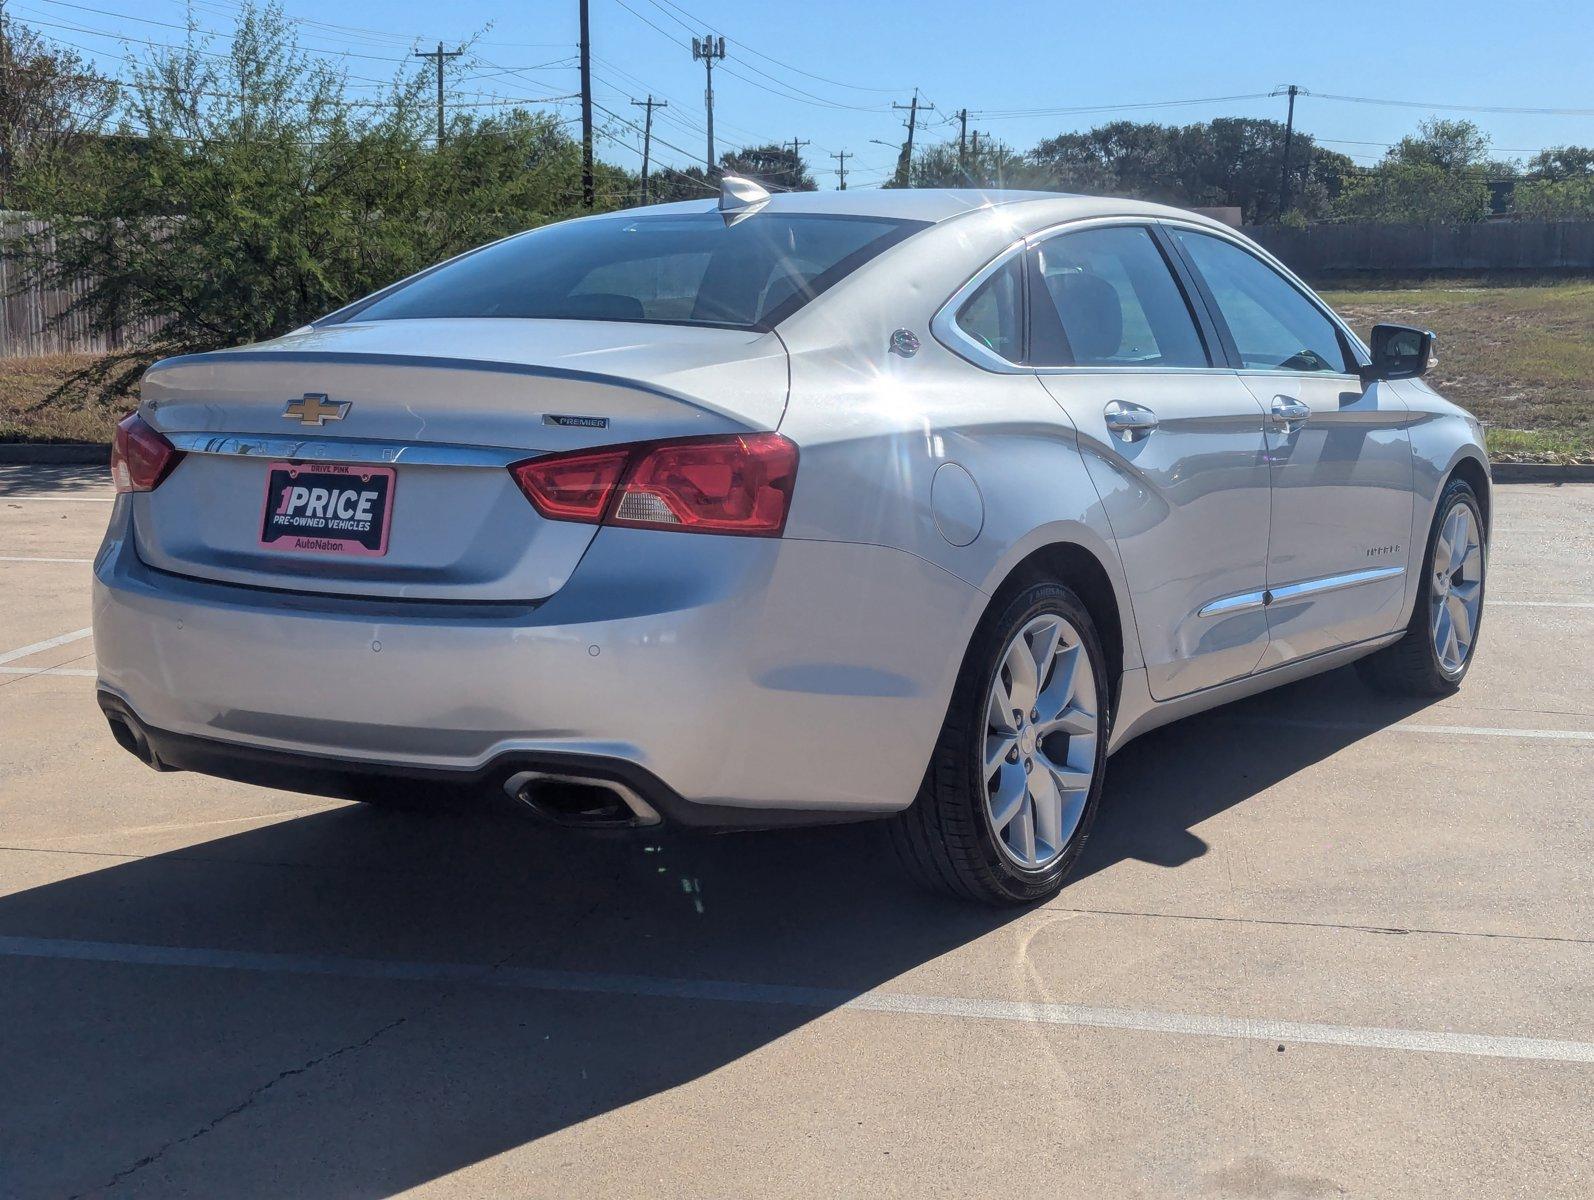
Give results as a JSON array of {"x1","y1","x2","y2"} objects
[
  {"x1": 1269, "y1": 396, "x2": 1311, "y2": 432},
  {"x1": 1104, "y1": 402, "x2": 1159, "y2": 441}
]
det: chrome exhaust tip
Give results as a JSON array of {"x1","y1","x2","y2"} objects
[{"x1": 502, "y1": 771, "x2": 662, "y2": 829}]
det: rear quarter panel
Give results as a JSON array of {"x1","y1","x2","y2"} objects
[{"x1": 776, "y1": 205, "x2": 1142, "y2": 672}]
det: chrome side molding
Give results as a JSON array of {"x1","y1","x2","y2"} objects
[{"x1": 1199, "y1": 565, "x2": 1404, "y2": 618}]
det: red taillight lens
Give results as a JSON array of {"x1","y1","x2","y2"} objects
[
  {"x1": 111, "y1": 413, "x2": 183, "y2": 493},
  {"x1": 510, "y1": 447, "x2": 629, "y2": 523},
  {"x1": 509, "y1": 433, "x2": 798, "y2": 537}
]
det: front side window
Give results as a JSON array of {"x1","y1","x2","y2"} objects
[
  {"x1": 343, "y1": 212, "x2": 927, "y2": 331},
  {"x1": 1171, "y1": 230, "x2": 1352, "y2": 373},
  {"x1": 954, "y1": 255, "x2": 1025, "y2": 363},
  {"x1": 1027, "y1": 225, "x2": 1208, "y2": 368}
]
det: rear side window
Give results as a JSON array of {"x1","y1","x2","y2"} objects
[
  {"x1": 954, "y1": 255, "x2": 1025, "y2": 363},
  {"x1": 1171, "y1": 230, "x2": 1352, "y2": 373},
  {"x1": 1028, "y1": 226, "x2": 1208, "y2": 368},
  {"x1": 344, "y1": 212, "x2": 926, "y2": 331}
]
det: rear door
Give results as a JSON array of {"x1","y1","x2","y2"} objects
[
  {"x1": 1167, "y1": 227, "x2": 1414, "y2": 667},
  {"x1": 1028, "y1": 222, "x2": 1273, "y2": 700}
]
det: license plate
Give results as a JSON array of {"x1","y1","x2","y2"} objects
[{"x1": 260, "y1": 462, "x2": 395, "y2": 557}]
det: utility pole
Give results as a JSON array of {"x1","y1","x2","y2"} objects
[
  {"x1": 691, "y1": 34, "x2": 727, "y2": 172},
  {"x1": 1274, "y1": 83, "x2": 1302, "y2": 219},
  {"x1": 891, "y1": 91, "x2": 934, "y2": 187},
  {"x1": 414, "y1": 41, "x2": 463, "y2": 150},
  {"x1": 831, "y1": 149, "x2": 850, "y2": 190},
  {"x1": 956, "y1": 108, "x2": 969, "y2": 174},
  {"x1": 579, "y1": 0, "x2": 594, "y2": 207},
  {"x1": 785, "y1": 137, "x2": 809, "y2": 188},
  {"x1": 630, "y1": 96, "x2": 666, "y2": 204}
]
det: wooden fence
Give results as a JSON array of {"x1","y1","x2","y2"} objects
[
  {"x1": 0, "y1": 215, "x2": 163, "y2": 358},
  {"x1": 1243, "y1": 220, "x2": 1594, "y2": 279}
]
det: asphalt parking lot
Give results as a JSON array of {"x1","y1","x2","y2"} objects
[{"x1": 1, "y1": 464, "x2": 1590, "y2": 1199}]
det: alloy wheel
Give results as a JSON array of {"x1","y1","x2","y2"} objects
[
  {"x1": 983, "y1": 613, "x2": 1100, "y2": 870},
  {"x1": 1430, "y1": 500, "x2": 1484, "y2": 674}
]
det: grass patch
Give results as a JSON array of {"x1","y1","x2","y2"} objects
[
  {"x1": 1321, "y1": 278, "x2": 1594, "y2": 463},
  {"x1": 0, "y1": 355, "x2": 127, "y2": 444}
]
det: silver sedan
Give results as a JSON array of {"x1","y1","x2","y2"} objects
[{"x1": 93, "y1": 181, "x2": 1489, "y2": 904}]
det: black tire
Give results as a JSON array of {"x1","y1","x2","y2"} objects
[
  {"x1": 886, "y1": 580, "x2": 1111, "y2": 905},
  {"x1": 1356, "y1": 476, "x2": 1486, "y2": 697}
]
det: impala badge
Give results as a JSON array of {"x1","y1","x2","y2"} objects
[{"x1": 284, "y1": 394, "x2": 351, "y2": 426}]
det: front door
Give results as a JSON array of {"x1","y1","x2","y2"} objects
[
  {"x1": 1167, "y1": 227, "x2": 1414, "y2": 667},
  {"x1": 1028, "y1": 223, "x2": 1273, "y2": 700}
]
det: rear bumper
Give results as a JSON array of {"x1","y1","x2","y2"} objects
[
  {"x1": 93, "y1": 497, "x2": 982, "y2": 819},
  {"x1": 96, "y1": 691, "x2": 856, "y2": 829}
]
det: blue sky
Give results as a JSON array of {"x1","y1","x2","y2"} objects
[{"x1": 17, "y1": 0, "x2": 1594, "y2": 187}]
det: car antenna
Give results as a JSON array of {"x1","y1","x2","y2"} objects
[{"x1": 719, "y1": 174, "x2": 770, "y2": 223}]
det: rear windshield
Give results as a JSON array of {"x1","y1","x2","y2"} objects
[{"x1": 341, "y1": 211, "x2": 927, "y2": 332}]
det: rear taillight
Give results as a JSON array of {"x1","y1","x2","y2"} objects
[
  {"x1": 111, "y1": 413, "x2": 183, "y2": 493},
  {"x1": 510, "y1": 433, "x2": 798, "y2": 537}
]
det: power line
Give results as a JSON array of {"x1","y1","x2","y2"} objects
[
  {"x1": 1312, "y1": 91, "x2": 1594, "y2": 118},
  {"x1": 642, "y1": 0, "x2": 904, "y2": 94},
  {"x1": 971, "y1": 92, "x2": 1274, "y2": 120}
]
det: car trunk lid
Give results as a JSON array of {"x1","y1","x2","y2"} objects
[{"x1": 133, "y1": 318, "x2": 788, "y2": 601}]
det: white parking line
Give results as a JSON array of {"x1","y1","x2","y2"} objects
[
  {"x1": 0, "y1": 933, "x2": 1589, "y2": 1065},
  {"x1": 1246, "y1": 716, "x2": 1594, "y2": 743},
  {"x1": 1490, "y1": 599, "x2": 1594, "y2": 610},
  {"x1": 0, "y1": 666, "x2": 96, "y2": 677},
  {"x1": 0, "y1": 628, "x2": 93, "y2": 666},
  {"x1": 0, "y1": 556, "x2": 94, "y2": 564}
]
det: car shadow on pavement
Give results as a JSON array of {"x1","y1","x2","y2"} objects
[
  {"x1": 0, "y1": 664, "x2": 1438, "y2": 1197},
  {"x1": 1077, "y1": 664, "x2": 1442, "y2": 880}
]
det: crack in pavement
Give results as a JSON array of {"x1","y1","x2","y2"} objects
[
  {"x1": 74, "y1": 1012, "x2": 413, "y2": 1198},
  {"x1": 69, "y1": 873, "x2": 628, "y2": 1196}
]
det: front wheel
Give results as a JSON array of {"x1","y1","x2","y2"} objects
[
  {"x1": 887, "y1": 581, "x2": 1110, "y2": 905},
  {"x1": 1357, "y1": 477, "x2": 1486, "y2": 696}
]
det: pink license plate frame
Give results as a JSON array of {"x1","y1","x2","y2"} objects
[{"x1": 259, "y1": 462, "x2": 396, "y2": 558}]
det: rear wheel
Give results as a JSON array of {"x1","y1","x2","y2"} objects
[
  {"x1": 1357, "y1": 477, "x2": 1486, "y2": 696},
  {"x1": 887, "y1": 581, "x2": 1109, "y2": 905}
]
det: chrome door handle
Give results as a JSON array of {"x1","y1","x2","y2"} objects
[
  {"x1": 1269, "y1": 397, "x2": 1311, "y2": 432},
  {"x1": 1104, "y1": 402, "x2": 1159, "y2": 441}
]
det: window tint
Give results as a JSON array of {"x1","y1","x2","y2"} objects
[
  {"x1": 1028, "y1": 226, "x2": 1208, "y2": 368},
  {"x1": 347, "y1": 212, "x2": 926, "y2": 331},
  {"x1": 1172, "y1": 230, "x2": 1351, "y2": 373},
  {"x1": 955, "y1": 255, "x2": 1025, "y2": 363}
]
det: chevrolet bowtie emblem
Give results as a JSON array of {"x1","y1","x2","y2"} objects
[{"x1": 283, "y1": 393, "x2": 351, "y2": 426}]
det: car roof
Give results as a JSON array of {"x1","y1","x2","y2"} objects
[{"x1": 591, "y1": 188, "x2": 1221, "y2": 228}]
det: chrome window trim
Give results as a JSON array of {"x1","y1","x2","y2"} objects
[
  {"x1": 165, "y1": 432, "x2": 530, "y2": 468},
  {"x1": 929, "y1": 237, "x2": 1031, "y2": 374},
  {"x1": 1197, "y1": 564, "x2": 1405, "y2": 618},
  {"x1": 932, "y1": 213, "x2": 1312, "y2": 377},
  {"x1": 1152, "y1": 217, "x2": 1372, "y2": 368}
]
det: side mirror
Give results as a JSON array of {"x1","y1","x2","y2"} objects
[{"x1": 1361, "y1": 323, "x2": 1436, "y2": 384}]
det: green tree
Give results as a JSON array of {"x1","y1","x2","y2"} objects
[
  {"x1": 719, "y1": 143, "x2": 816, "y2": 192},
  {"x1": 1524, "y1": 145, "x2": 1594, "y2": 182},
  {"x1": 1333, "y1": 119, "x2": 1496, "y2": 223},
  {"x1": 0, "y1": 13, "x2": 119, "y2": 205},
  {"x1": 15, "y1": 3, "x2": 616, "y2": 402},
  {"x1": 1025, "y1": 118, "x2": 1350, "y2": 222},
  {"x1": 909, "y1": 137, "x2": 1052, "y2": 189},
  {"x1": 1513, "y1": 176, "x2": 1594, "y2": 218}
]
